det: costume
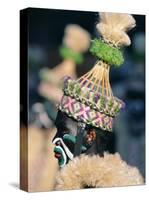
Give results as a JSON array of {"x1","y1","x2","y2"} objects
[{"x1": 52, "y1": 12, "x2": 143, "y2": 188}]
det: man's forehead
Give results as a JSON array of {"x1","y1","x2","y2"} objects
[
  {"x1": 55, "y1": 110, "x2": 78, "y2": 135},
  {"x1": 55, "y1": 110, "x2": 103, "y2": 134},
  {"x1": 65, "y1": 117, "x2": 78, "y2": 135}
]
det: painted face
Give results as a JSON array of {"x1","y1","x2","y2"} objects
[
  {"x1": 52, "y1": 110, "x2": 78, "y2": 167},
  {"x1": 53, "y1": 110, "x2": 112, "y2": 167}
]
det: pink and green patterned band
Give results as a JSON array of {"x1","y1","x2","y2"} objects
[
  {"x1": 59, "y1": 76, "x2": 125, "y2": 132},
  {"x1": 59, "y1": 95, "x2": 113, "y2": 132},
  {"x1": 63, "y1": 77, "x2": 125, "y2": 117}
]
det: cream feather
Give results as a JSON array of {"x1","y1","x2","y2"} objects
[
  {"x1": 96, "y1": 12, "x2": 136, "y2": 47},
  {"x1": 63, "y1": 24, "x2": 90, "y2": 52}
]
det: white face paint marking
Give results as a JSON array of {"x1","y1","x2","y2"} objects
[{"x1": 53, "y1": 137, "x2": 73, "y2": 160}]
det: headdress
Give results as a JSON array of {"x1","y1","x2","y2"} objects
[
  {"x1": 59, "y1": 13, "x2": 136, "y2": 131},
  {"x1": 53, "y1": 13, "x2": 136, "y2": 167}
]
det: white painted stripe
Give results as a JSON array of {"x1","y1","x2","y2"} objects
[{"x1": 53, "y1": 137, "x2": 74, "y2": 160}]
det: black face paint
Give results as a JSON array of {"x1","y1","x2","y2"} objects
[{"x1": 53, "y1": 110, "x2": 113, "y2": 167}]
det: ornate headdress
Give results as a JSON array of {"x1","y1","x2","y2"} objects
[
  {"x1": 53, "y1": 12, "x2": 136, "y2": 167},
  {"x1": 59, "y1": 13, "x2": 136, "y2": 132}
]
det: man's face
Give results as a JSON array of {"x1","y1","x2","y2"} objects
[{"x1": 52, "y1": 110, "x2": 111, "y2": 167}]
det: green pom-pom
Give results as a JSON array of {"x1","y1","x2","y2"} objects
[
  {"x1": 90, "y1": 39, "x2": 124, "y2": 67},
  {"x1": 59, "y1": 46, "x2": 84, "y2": 64}
]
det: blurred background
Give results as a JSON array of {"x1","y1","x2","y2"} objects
[{"x1": 20, "y1": 8, "x2": 145, "y2": 191}]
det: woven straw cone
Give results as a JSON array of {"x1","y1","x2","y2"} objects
[
  {"x1": 77, "y1": 13, "x2": 136, "y2": 100},
  {"x1": 77, "y1": 60, "x2": 113, "y2": 99}
]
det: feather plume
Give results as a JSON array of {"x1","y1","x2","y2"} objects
[
  {"x1": 63, "y1": 24, "x2": 90, "y2": 52},
  {"x1": 96, "y1": 12, "x2": 136, "y2": 47}
]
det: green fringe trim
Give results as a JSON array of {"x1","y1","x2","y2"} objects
[
  {"x1": 59, "y1": 46, "x2": 84, "y2": 64},
  {"x1": 90, "y1": 39, "x2": 124, "y2": 67}
]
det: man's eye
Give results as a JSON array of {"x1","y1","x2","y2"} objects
[{"x1": 56, "y1": 141, "x2": 61, "y2": 146}]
